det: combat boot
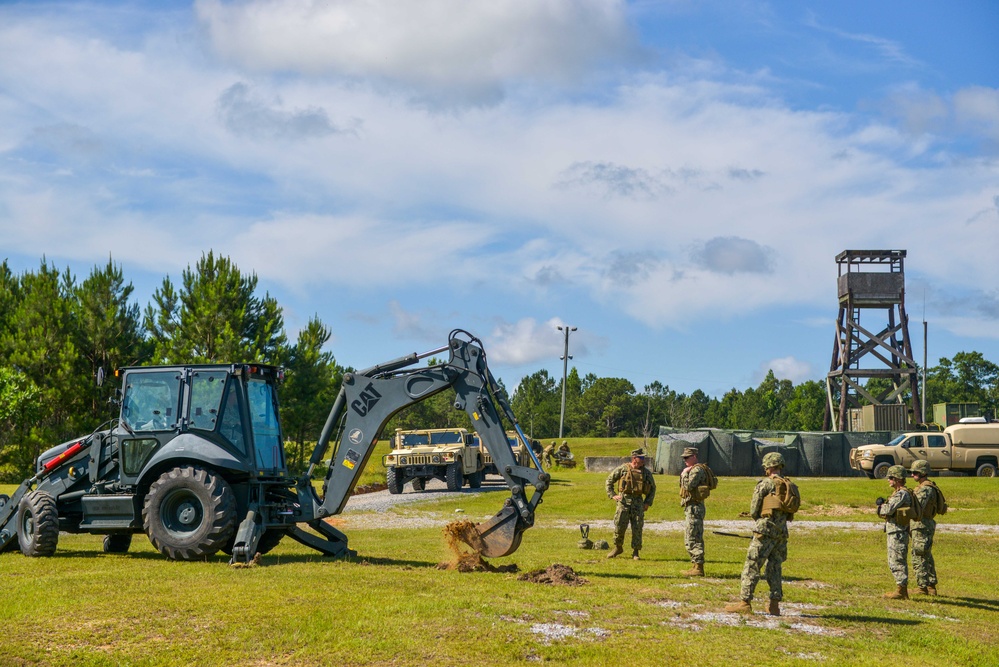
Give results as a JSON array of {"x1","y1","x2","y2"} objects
[
  {"x1": 915, "y1": 586, "x2": 929, "y2": 595},
  {"x1": 768, "y1": 599, "x2": 780, "y2": 616},
  {"x1": 607, "y1": 545, "x2": 623, "y2": 559},
  {"x1": 883, "y1": 585, "x2": 908, "y2": 600},
  {"x1": 632, "y1": 550, "x2": 640, "y2": 560},
  {"x1": 724, "y1": 600, "x2": 752, "y2": 615},
  {"x1": 681, "y1": 562, "x2": 704, "y2": 577},
  {"x1": 926, "y1": 585, "x2": 937, "y2": 596}
]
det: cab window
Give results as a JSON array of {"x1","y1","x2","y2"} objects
[
  {"x1": 218, "y1": 379, "x2": 246, "y2": 454},
  {"x1": 431, "y1": 431, "x2": 463, "y2": 445},
  {"x1": 121, "y1": 371, "x2": 182, "y2": 431},
  {"x1": 189, "y1": 370, "x2": 228, "y2": 431},
  {"x1": 927, "y1": 435, "x2": 946, "y2": 448},
  {"x1": 248, "y1": 378, "x2": 283, "y2": 470}
]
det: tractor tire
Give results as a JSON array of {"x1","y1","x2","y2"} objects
[
  {"x1": 103, "y1": 534, "x2": 133, "y2": 553},
  {"x1": 386, "y1": 467, "x2": 404, "y2": 495},
  {"x1": 445, "y1": 462, "x2": 463, "y2": 491},
  {"x1": 17, "y1": 491, "x2": 59, "y2": 557},
  {"x1": 467, "y1": 471, "x2": 483, "y2": 489},
  {"x1": 255, "y1": 529, "x2": 285, "y2": 555},
  {"x1": 976, "y1": 462, "x2": 997, "y2": 478},
  {"x1": 143, "y1": 465, "x2": 235, "y2": 561},
  {"x1": 411, "y1": 477, "x2": 426, "y2": 492},
  {"x1": 872, "y1": 462, "x2": 892, "y2": 479}
]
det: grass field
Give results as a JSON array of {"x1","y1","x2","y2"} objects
[{"x1": 1, "y1": 441, "x2": 998, "y2": 666}]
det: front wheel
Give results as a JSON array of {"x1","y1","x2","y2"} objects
[
  {"x1": 872, "y1": 462, "x2": 892, "y2": 479},
  {"x1": 103, "y1": 534, "x2": 133, "y2": 553},
  {"x1": 17, "y1": 491, "x2": 59, "y2": 557},
  {"x1": 411, "y1": 477, "x2": 426, "y2": 492},
  {"x1": 386, "y1": 467, "x2": 404, "y2": 494},
  {"x1": 445, "y1": 462, "x2": 463, "y2": 491},
  {"x1": 977, "y1": 462, "x2": 997, "y2": 478},
  {"x1": 143, "y1": 466, "x2": 235, "y2": 561},
  {"x1": 467, "y1": 471, "x2": 482, "y2": 489}
]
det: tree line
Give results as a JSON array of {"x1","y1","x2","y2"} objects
[{"x1": 2, "y1": 253, "x2": 997, "y2": 480}]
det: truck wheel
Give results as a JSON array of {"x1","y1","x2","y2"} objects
[
  {"x1": 386, "y1": 467, "x2": 404, "y2": 495},
  {"x1": 103, "y1": 534, "x2": 133, "y2": 553},
  {"x1": 872, "y1": 462, "x2": 892, "y2": 479},
  {"x1": 17, "y1": 491, "x2": 59, "y2": 557},
  {"x1": 143, "y1": 466, "x2": 235, "y2": 561},
  {"x1": 976, "y1": 462, "x2": 997, "y2": 478},
  {"x1": 445, "y1": 462, "x2": 463, "y2": 491},
  {"x1": 411, "y1": 477, "x2": 426, "y2": 491},
  {"x1": 467, "y1": 471, "x2": 482, "y2": 489}
]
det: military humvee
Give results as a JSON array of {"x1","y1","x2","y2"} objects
[
  {"x1": 480, "y1": 431, "x2": 533, "y2": 477},
  {"x1": 383, "y1": 427, "x2": 484, "y2": 493}
]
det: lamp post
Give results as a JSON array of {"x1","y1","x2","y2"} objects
[{"x1": 557, "y1": 325, "x2": 576, "y2": 439}]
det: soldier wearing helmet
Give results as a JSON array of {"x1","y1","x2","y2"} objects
[
  {"x1": 909, "y1": 460, "x2": 942, "y2": 595},
  {"x1": 725, "y1": 451, "x2": 793, "y2": 617},
  {"x1": 678, "y1": 446, "x2": 714, "y2": 576},
  {"x1": 604, "y1": 448, "x2": 656, "y2": 560},
  {"x1": 877, "y1": 464, "x2": 915, "y2": 600}
]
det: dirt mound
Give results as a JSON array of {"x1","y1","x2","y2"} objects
[
  {"x1": 438, "y1": 520, "x2": 518, "y2": 573},
  {"x1": 518, "y1": 564, "x2": 587, "y2": 586},
  {"x1": 352, "y1": 482, "x2": 387, "y2": 495}
]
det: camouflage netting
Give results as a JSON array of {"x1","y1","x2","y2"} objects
[{"x1": 656, "y1": 426, "x2": 893, "y2": 477}]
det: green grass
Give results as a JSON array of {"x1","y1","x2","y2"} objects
[{"x1": 1, "y1": 448, "x2": 998, "y2": 666}]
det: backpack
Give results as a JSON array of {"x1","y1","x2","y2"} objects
[
  {"x1": 761, "y1": 476, "x2": 800, "y2": 519},
  {"x1": 694, "y1": 464, "x2": 717, "y2": 501},
  {"x1": 926, "y1": 480, "x2": 947, "y2": 516}
]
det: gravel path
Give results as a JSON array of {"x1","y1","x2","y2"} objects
[{"x1": 341, "y1": 481, "x2": 999, "y2": 534}]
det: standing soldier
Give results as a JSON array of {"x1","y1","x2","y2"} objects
[
  {"x1": 605, "y1": 448, "x2": 657, "y2": 560},
  {"x1": 909, "y1": 460, "x2": 943, "y2": 595},
  {"x1": 878, "y1": 464, "x2": 914, "y2": 600},
  {"x1": 725, "y1": 452, "x2": 796, "y2": 616},
  {"x1": 678, "y1": 447, "x2": 713, "y2": 576}
]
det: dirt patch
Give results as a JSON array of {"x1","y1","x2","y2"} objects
[
  {"x1": 518, "y1": 563, "x2": 588, "y2": 586},
  {"x1": 352, "y1": 482, "x2": 387, "y2": 495},
  {"x1": 437, "y1": 520, "x2": 518, "y2": 573}
]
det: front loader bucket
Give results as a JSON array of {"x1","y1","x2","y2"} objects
[{"x1": 464, "y1": 504, "x2": 524, "y2": 558}]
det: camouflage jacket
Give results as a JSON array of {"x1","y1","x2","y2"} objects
[
  {"x1": 911, "y1": 480, "x2": 940, "y2": 529},
  {"x1": 749, "y1": 474, "x2": 789, "y2": 540},
  {"x1": 679, "y1": 464, "x2": 707, "y2": 507},
  {"x1": 878, "y1": 486, "x2": 913, "y2": 535},
  {"x1": 605, "y1": 464, "x2": 656, "y2": 506}
]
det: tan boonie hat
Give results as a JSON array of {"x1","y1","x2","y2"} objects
[
  {"x1": 630, "y1": 448, "x2": 646, "y2": 458},
  {"x1": 681, "y1": 447, "x2": 698, "y2": 459}
]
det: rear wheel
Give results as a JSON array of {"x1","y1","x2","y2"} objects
[
  {"x1": 103, "y1": 534, "x2": 133, "y2": 553},
  {"x1": 977, "y1": 462, "x2": 997, "y2": 478},
  {"x1": 143, "y1": 466, "x2": 235, "y2": 561},
  {"x1": 17, "y1": 491, "x2": 59, "y2": 557},
  {"x1": 445, "y1": 462, "x2": 463, "y2": 491},
  {"x1": 467, "y1": 471, "x2": 482, "y2": 489},
  {"x1": 872, "y1": 462, "x2": 892, "y2": 479},
  {"x1": 411, "y1": 477, "x2": 426, "y2": 491},
  {"x1": 386, "y1": 467, "x2": 404, "y2": 495}
]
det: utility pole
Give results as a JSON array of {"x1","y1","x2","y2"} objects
[{"x1": 557, "y1": 325, "x2": 576, "y2": 439}]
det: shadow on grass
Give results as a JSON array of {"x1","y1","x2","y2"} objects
[
  {"x1": 262, "y1": 553, "x2": 438, "y2": 569},
  {"x1": 820, "y1": 613, "x2": 922, "y2": 626},
  {"x1": 929, "y1": 596, "x2": 999, "y2": 612}
]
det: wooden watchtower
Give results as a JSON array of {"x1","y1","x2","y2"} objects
[{"x1": 823, "y1": 250, "x2": 922, "y2": 431}]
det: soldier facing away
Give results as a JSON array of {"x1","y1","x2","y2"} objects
[
  {"x1": 542, "y1": 441, "x2": 556, "y2": 468},
  {"x1": 678, "y1": 446, "x2": 713, "y2": 576},
  {"x1": 909, "y1": 460, "x2": 943, "y2": 595},
  {"x1": 878, "y1": 464, "x2": 914, "y2": 600},
  {"x1": 605, "y1": 448, "x2": 657, "y2": 560},
  {"x1": 725, "y1": 452, "x2": 795, "y2": 616}
]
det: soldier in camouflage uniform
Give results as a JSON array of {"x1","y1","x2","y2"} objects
[
  {"x1": 909, "y1": 460, "x2": 940, "y2": 595},
  {"x1": 678, "y1": 447, "x2": 710, "y2": 576},
  {"x1": 725, "y1": 452, "x2": 791, "y2": 616},
  {"x1": 542, "y1": 441, "x2": 556, "y2": 468},
  {"x1": 878, "y1": 464, "x2": 913, "y2": 600},
  {"x1": 605, "y1": 448, "x2": 656, "y2": 560}
]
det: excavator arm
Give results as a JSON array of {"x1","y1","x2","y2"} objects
[{"x1": 230, "y1": 330, "x2": 548, "y2": 563}]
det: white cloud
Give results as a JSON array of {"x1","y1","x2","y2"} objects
[{"x1": 755, "y1": 356, "x2": 816, "y2": 385}]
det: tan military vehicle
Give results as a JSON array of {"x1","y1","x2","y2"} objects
[
  {"x1": 479, "y1": 431, "x2": 533, "y2": 477},
  {"x1": 850, "y1": 421, "x2": 999, "y2": 478},
  {"x1": 383, "y1": 427, "x2": 484, "y2": 493}
]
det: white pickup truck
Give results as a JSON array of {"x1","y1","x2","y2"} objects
[{"x1": 850, "y1": 422, "x2": 999, "y2": 478}]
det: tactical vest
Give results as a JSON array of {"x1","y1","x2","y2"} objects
[
  {"x1": 917, "y1": 480, "x2": 947, "y2": 519},
  {"x1": 619, "y1": 466, "x2": 650, "y2": 497},
  {"x1": 893, "y1": 488, "x2": 921, "y2": 526},
  {"x1": 761, "y1": 475, "x2": 801, "y2": 519},
  {"x1": 680, "y1": 464, "x2": 716, "y2": 502}
]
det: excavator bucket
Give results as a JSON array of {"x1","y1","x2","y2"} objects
[{"x1": 456, "y1": 504, "x2": 524, "y2": 558}]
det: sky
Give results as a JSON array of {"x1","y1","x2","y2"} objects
[{"x1": 1, "y1": 0, "x2": 998, "y2": 399}]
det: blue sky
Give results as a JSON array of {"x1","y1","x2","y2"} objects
[{"x1": 1, "y1": 0, "x2": 998, "y2": 399}]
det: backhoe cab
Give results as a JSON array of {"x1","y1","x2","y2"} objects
[{"x1": 0, "y1": 330, "x2": 548, "y2": 564}]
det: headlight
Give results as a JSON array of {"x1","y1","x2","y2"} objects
[
  {"x1": 399, "y1": 456, "x2": 407, "y2": 465},
  {"x1": 863, "y1": 450, "x2": 874, "y2": 459},
  {"x1": 432, "y1": 455, "x2": 441, "y2": 464}
]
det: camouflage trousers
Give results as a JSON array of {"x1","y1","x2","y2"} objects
[
  {"x1": 910, "y1": 525, "x2": 937, "y2": 587},
  {"x1": 612, "y1": 498, "x2": 645, "y2": 550},
  {"x1": 683, "y1": 502, "x2": 705, "y2": 564},
  {"x1": 886, "y1": 529, "x2": 909, "y2": 587},
  {"x1": 739, "y1": 534, "x2": 787, "y2": 602}
]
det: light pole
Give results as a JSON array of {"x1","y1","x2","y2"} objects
[{"x1": 557, "y1": 325, "x2": 576, "y2": 439}]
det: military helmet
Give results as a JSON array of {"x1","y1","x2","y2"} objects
[
  {"x1": 909, "y1": 460, "x2": 931, "y2": 476},
  {"x1": 630, "y1": 448, "x2": 646, "y2": 458},
  {"x1": 681, "y1": 447, "x2": 698, "y2": 459},
  {"x1": 762, "y1": 452, "x2": 785, "y2": 469},
  {"x1": 593, "y1": 539, "x2": 609, "y2": 550},
  {"x1": 887, "y1": 464, "x2": 907, "y2": 480}
]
